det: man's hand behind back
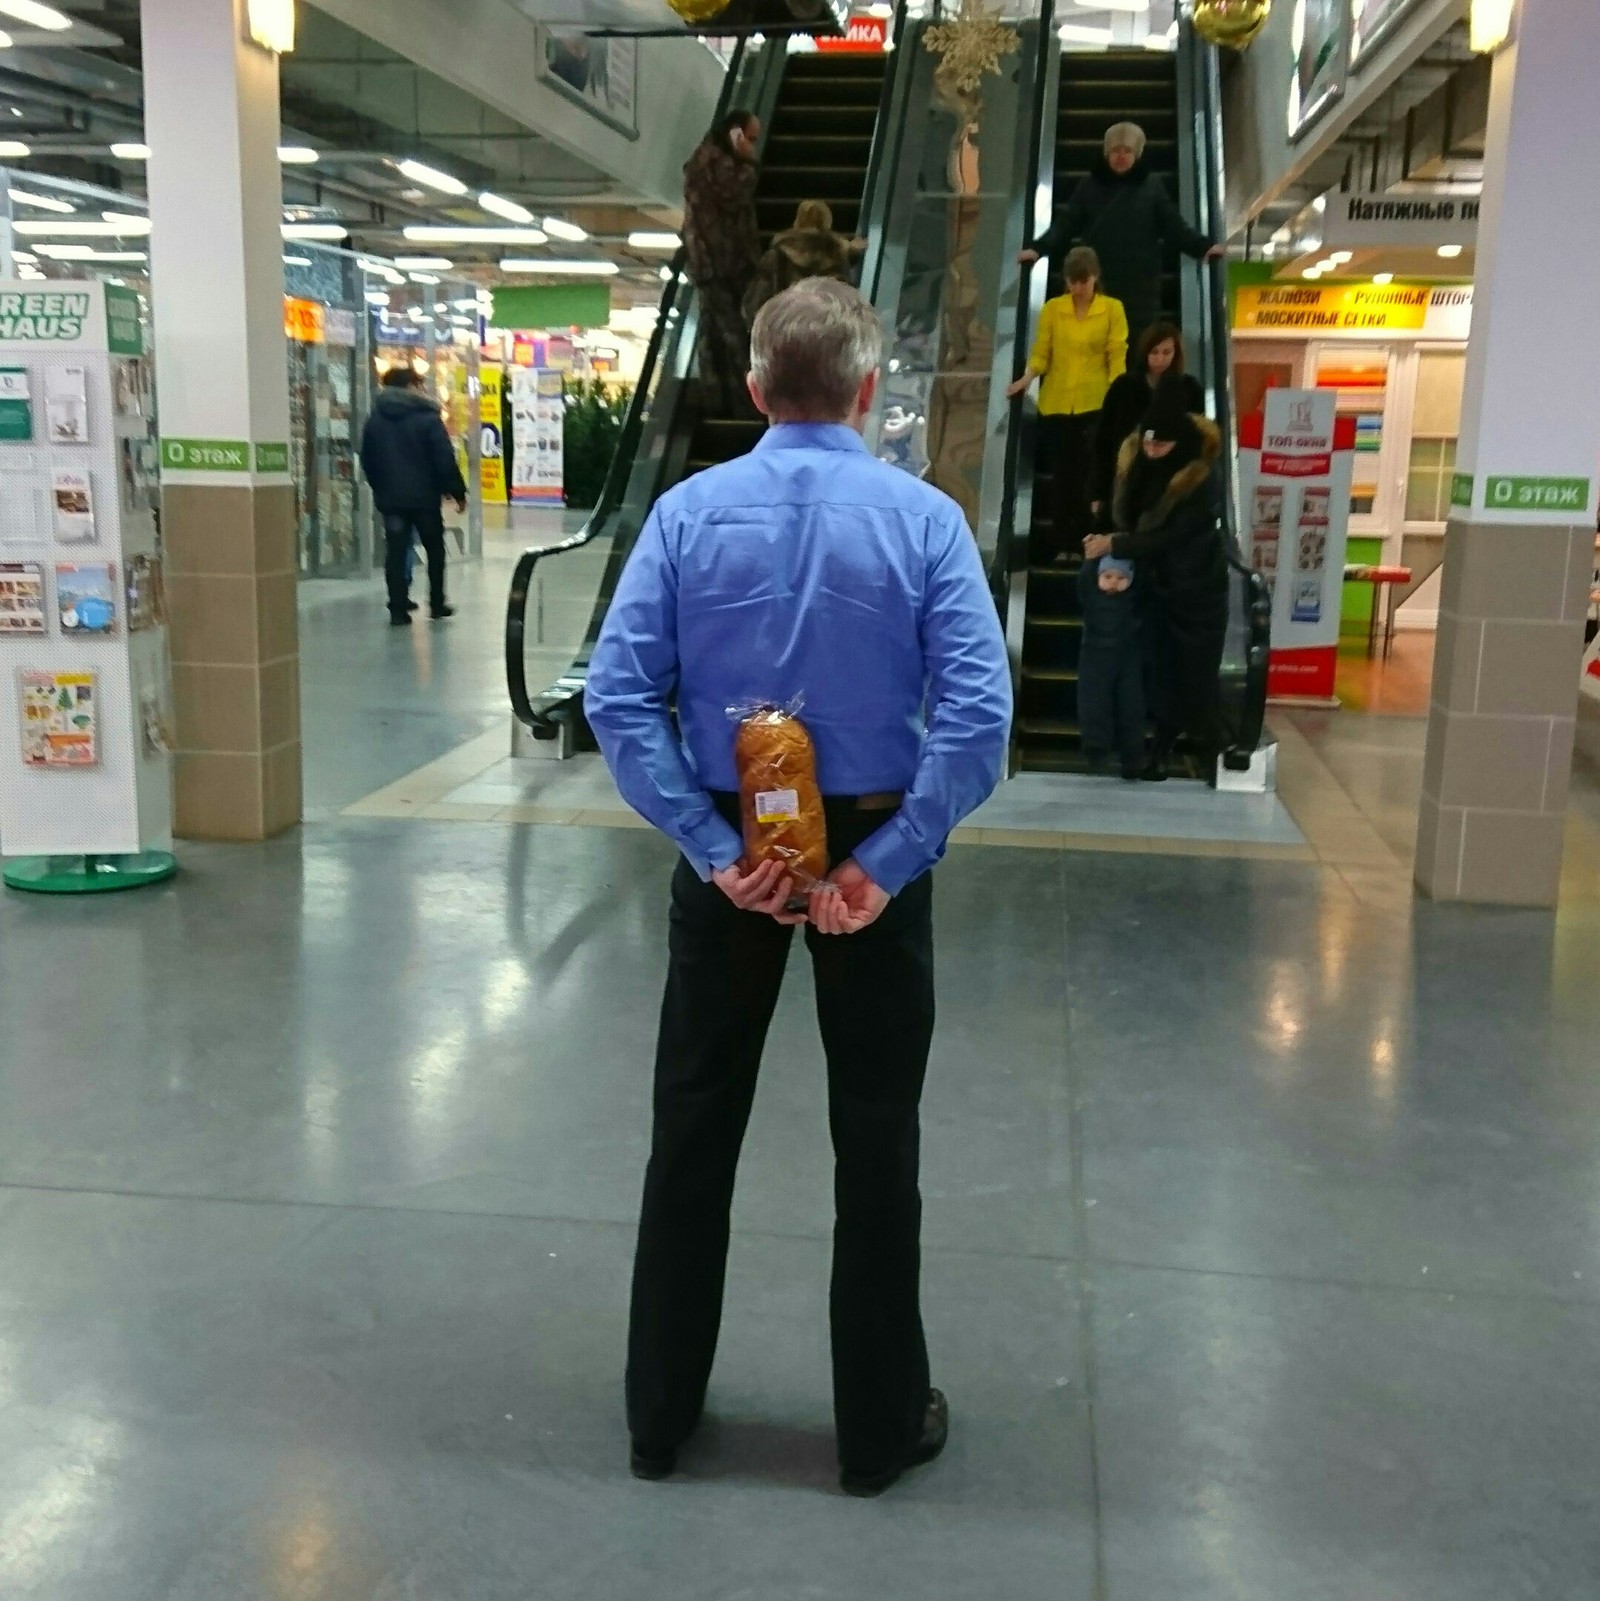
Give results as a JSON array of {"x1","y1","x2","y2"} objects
[
  {"x1": 810, "y1": 859, "x2": 889, "y2": 936},
  {"x1": 713, "y1": 858, "x2": 807, "y2": 924}
]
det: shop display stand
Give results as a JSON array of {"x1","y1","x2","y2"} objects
[{"x1": 0, "y1": 280, "x2": 175, "y2": 894}]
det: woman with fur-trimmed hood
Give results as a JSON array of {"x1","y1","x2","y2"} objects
[
  {"x1": 1085, "y1": 373, "x2": 1228, "y2": 777},
  {"x1": 742, "y1": 201, "x2": 866, "y2": 323}
]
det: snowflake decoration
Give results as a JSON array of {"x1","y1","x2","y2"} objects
[{"x1": 923, "y1": 0, "x2": 1020, "y2": 96}]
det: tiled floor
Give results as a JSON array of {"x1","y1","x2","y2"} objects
[{"x1": 6, "y1": 531, "x2": 1600, "y2": 1599}]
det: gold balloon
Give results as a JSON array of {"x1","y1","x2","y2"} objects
[
  {"x1": 668, "y1": 0, "x2": 733, "y2": 22},
  {"x1": 1191, "y1": 0, "x2": 1272, "y2": 49}
]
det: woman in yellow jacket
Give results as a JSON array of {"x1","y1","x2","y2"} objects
[{"x1": 1007, "y1": 245, "x2": 1129, "y2": 561}]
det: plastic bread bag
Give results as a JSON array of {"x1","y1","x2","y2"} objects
[{"x1": 728, "y1": 698, "x2": 830, "y2": 898}]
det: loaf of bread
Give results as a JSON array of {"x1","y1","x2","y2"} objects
[{"x1": 734, "y1": 707, "x2": 829, "y2": 890}]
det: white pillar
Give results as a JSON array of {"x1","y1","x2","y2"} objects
[
  {"x1": 141, "y1": 0, "x2": 302, "y2": 839},
  {"x1": 1415, "y1": 0, "x2": 1600, "y2": 906}
]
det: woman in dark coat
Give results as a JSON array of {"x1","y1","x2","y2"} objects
[
  {"x1": 1020, "y1": 122, "x2": 1219, "y2": 342},
  {"x1": 1091, "y1": 319, "x2": 1205, "y2": 520},
  {"x1": 1085, "y1": 374, "x2": 1228, "y2": 778},
  {"x1": 682, "y1": 108, "x2": 762, "y2": 411}
]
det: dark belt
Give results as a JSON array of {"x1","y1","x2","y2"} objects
[{"x1": 710, "y1": 790, "x2": 902, "y2": 813}]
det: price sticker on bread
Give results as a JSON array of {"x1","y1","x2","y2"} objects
[{"x1": 755, "y1": 789, "x2": 800, "y2": 824}]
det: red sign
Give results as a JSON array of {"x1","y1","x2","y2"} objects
[
  {"x1": 817, "y1": 14, "x2": 887, "y2": 51},
  {"x1": 1267, "y1": 645, "x2": 1339, "y2": 701}
]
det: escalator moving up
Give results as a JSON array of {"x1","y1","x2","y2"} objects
[
  {"x1": 684, "y1": 53, "x2": 886, "y2": 479},
  {"x1": 1018, "y1": 49, "x2": 1190, "y2": 776}
]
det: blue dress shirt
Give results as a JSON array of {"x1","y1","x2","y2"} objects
[{"x1": 585, "y1": 423, "x2": 1014, "y2": 895}]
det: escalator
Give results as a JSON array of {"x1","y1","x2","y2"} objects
[
  {"x1": 683, "y1": 52, "x2": 886, "y2": 480},
  {"x1": 1010, "y1": 35, "x2": 1268, "y2": 778}
]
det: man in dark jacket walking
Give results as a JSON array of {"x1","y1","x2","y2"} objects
[
  {"x1": 359, "y1": 367, "x2": 468, "y2": 625},
  {"x1": 1020, "y1": 122, "x2": 1221, "y2": 340}
]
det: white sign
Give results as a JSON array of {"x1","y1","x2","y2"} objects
[{"x1": 1322, "y1": 188, "x2": 1479, "y2": 252}]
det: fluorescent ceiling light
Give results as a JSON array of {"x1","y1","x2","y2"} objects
[
  {"x1": 397, "y1": 159, "x2": 467, "y2": 196},
  {"x1": 282, "y1": 254, "x2": 312, "y2": 266},
  {"x1": 1328, "y1": 250, "x2": 1353, "y2": 264},
  {"x1": 1372, "y1": 272, "x2": 1394, "y2": 285},
  {"x1": 8, "y1": 188, "x2": 73, "y2": 212},
  {"x1": 500, "y1": 258, "x2": 619, "y2": 276},
  {"x1": 1302, "y1": 265, "x2": 1323, "y2": 279},
  {"x1": 0, "y1": 1, "x2": 73, "y2": 29},
  {"x1": 452, "y1": 298, "x2": 480, "y2": 310},
  {"x1": 247, "y1": 0, "x2": 295, "y2": 52},
  {"x1": 1437, "y1": 243, "x2": 1464, "y2": 258},
  {"x1": 409, "y1": 272, "x2": 441, "y2": 284},
  {"x1": 434, "y1": 302, "x2": 449, "y2": 313},
  {"x1": 543, "y1": 215, "x2": 588, "y2": 243},
  {"x1": 37, "y1": 245, "x2": 147, "y2": 261},
  {"x1": 1310, "y1": 194, "x2": 1327, "y2": 213},
  {"x1": 1140, "y1": 32, "x2": 1170, "y2": 49},
  {"x1": 628, "y1": 231, "x2": 681, "y2": 250},
  {"x1": 1076, "y1": 0, "x2": 1148, "y2": 10},
  {"x1": 404, "y1": 225, "x2": 548, "y2": 245},
  {"x1": 0, "y1": 30, "x2": 12, "y2": 46},
  {"x1": 394, "y1": 256, "x2": 452, "y2": 270},
  {"x1": 364, "y1": 290, "x2": 390, "y2": 306},
  {"x1": 110, "y1": 142, "x2": 150, "y2": 160},
  {"x1": 278, "y1": 146, "x2": 319, "y2": 164},
  {"x1": 282, "y1": 222, "x2": 347, "y2": 240},
  {"x1": 406, "y1": 307, "x2": 425, "y2": 322},
  {"x1": 479, "y1": 190, "x2": 535, "y2": 224},
  {"x1": 659, "y1": 264, "x2": 673, "y2": 281},
  {"x1": 1058, "y1": 23, "x2": 1116, "y2": 43},
  {"x1": 0, "y1": 139, "x2": 28, "y2": 157},
  {"x1": 10, "y1": 247, "x2": 34, "y2": 261},
  {"x1": 16, "y1": 218, "x2": 150, "y2": 237},
  {"x1": 1469, "y1": 0, "x2": 1512, "y2": 52}
]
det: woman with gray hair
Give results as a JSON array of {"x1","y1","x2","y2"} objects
[{"x1": 1019, "y1": 121, "x2": 1222, "y2": 340}]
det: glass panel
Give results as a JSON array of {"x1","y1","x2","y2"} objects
[
  {"x1": 1413, "y1": 347, "x2": 1467, "y2": 436},
  {"x1": 1315, "y1": 346, "x2": 1389, "y2": 517}
]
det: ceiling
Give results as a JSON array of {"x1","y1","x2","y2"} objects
[{"x1": 1, "y1": 2, "x2": 700, "y2": 306}]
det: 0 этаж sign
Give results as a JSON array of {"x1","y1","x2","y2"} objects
[{"x1": 161, "y1": 437, "x2": 250, "y2": 472}]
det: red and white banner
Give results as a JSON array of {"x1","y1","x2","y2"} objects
[
  {"x1": 817, "y1": 14, "x2": 888, "y2": 51},
  {"x1": 1238, "y1": 390, "x2": 1356, "y2": 703}
]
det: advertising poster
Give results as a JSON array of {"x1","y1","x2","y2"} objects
[
  {"x1": 479, "y1": 364, "x2": 507, "y2": 505},
  {"x1": 56, "y1": 562, "x2": 118, "y2": 634},
  {"x1": 44, "y1": 362, "x2": 89, "y2": 442},
  {"x1": 52, "y1": 470, "x2": 97, "y2": 543},
  {"x1": 510, "y1": 367, "x2": 565, "y2": 505},
  {"x1": 538, "y1": 29, "x2": 638, "y2": 137},
  {"x1": 1289, "y1": 0, "x2": 1347, "y2": 138},
  {"x1": 19, "y1": 668, "x2": 97, "y2": 767},
  {"x1": 0, "y1": 561, "x2": 46, "y2": 634},
  {"x1": 0, "y1": 364, "x2": 33, "y2": 440},
  {"x1": 1238, "y1": 389, "x2": 1355, "y2": 702}
]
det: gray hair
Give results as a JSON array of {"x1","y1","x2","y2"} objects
[
  {"x1": 749, "y1": 277, "x2": 882, "y2": 420},
  {"x1": 1104, "y1": 121, "x2": 1146, "y2": 159}
]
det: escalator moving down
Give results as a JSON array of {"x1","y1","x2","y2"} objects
[
  {"x1": 1019, "y1": 49, "x2": 1189, "y2": 776},
  {"x1": 684, "y1": 53, "x2": 886, "y2": 479}
]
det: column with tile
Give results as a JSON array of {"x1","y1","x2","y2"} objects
[
  {"x1": 141, "y1": 0, "x2": 301, "y2": 839},
  {"x1": 1414, "y1": 0, "x2": 1600, "y2": 906}
]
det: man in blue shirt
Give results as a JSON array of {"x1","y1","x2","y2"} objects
[{"x1": 586, "y1": 279, "x2": 1012, "y2": 1496}]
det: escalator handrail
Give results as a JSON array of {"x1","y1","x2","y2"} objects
[
  {"x1": 857, "y1": 0, "x2": 914, "y2": 261},
  {"x1": 505, "y1": 39, "x2": 752, "y2": 735}
]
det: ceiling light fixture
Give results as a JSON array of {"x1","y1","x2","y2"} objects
[
  {"x1": 278, "y1": 146, "x2": 319, "y2": 164},
  {"x1": 1469, "y1": 0, "x2": 1513, "y2": 52},
  {"x1": 1372, "y1": 272, "x2": 1394, "y2": 285},
  {"x1": 15, "y1": 218, "x2": 151, "y2": 237},
  {"x1": 0, "y1": 138, "x2": 29, "y2": 157},
  {"x1": 658, "y1": 264, "x2": 673, "y2": 282},
  {"x1": 543, "y1": 215, "x2": 588, "y2": 243},
  {"x1": 404, "y1": 225, "x2": 548, "y2": 245},
  {"x1": 1437, "y1": 243, "x2": 1464, "y2": 259},
  {"x1": 394, "y1": 255, "x2": 453, "y2": 270},
  {"x1": 0, "y1": 32, "x2": 14, "y2": 49},
  {"x1": 500, "y1": 258, "x2": 619, "y2": 276},
  {"x1": 36, "y1": 245, "x2": 147, "y2": 262},
  {"x1": 282, "y1": 254, "x2": 312, "y2": 267},
  {"x1": 364, "y1": 290, "x2": 390, "y2": 307},
  {"x1": 1328, "y1": 250, "x2": 1353, "y2": 264},
  {"x1": 246, "y1": 0, "x2": 295, "y2": 53},
  {"x1": 1057, "y1": 23, "x2": 1116, "y2": 43},
  {"x1": 109, "y1": 142, "x2": 150, "y2": 160},
  {"x1": 1075, "y1": 0, "x2": 1149, "y2": 10},
  {"x1": 8, "y1": 188, "x2": 72, "y2": 212},
  {"x1": 0, "y1": 1, "x2": 73, "y2": 30},
  {"x1": 409, "y1": 272, "x2": 441, "y2": 285},
  {"x1": 478, "y1": 191, "x2": 535, "y2": 224},
  {"x1": 1302, "y1": 265, "x2": 1324, "y2": 279},
  {"x1": 628, "y1": 231, "x2": 681, "y2": 251},
  {"x1": 397, "y1": 159, "x2": 468, "y2": 196},
  {"x1": 282, "y1": 222, "x2": 349, "y2": 241}
]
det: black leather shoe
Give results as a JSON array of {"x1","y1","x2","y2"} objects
[
  {"x1": 1140, "y1": 755, "x2": 1169, "y2": 783},
  {"x1": 629, "y1": 1443, "x2": 677, "y2": 1482},
  {"x1": 839, "y1": 1388, "x2": 949, "y2": 1497},
  {"x1": 406, "y1": 599, "x2": 419, "y2": 613},
  {"x1": 388, "y1": 612, "x2": 412, "y2": 627},
  {"x1": 430, "y1": 604, "x2": 456, "y2": 620}
]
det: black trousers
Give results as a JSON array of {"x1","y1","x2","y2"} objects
[
  {"x1": 1147, "y1": 607, "x2": 1227, "y2": 760},
  {"x1": 383, "y1": 505, "x2": 446, "y2": 618},
  {"x1": 627, "y1": 797, "x2": 935, "y2": 1478},
  {"x1": 697, "y1": 280, "x2": 752, "y2": 414},
  {"x1": 1043, "y1": 410, "x2": 1099, "y2": 559},
  {"x1": 1079, "y1": 640, "x2": 1146, "y2": 771}
]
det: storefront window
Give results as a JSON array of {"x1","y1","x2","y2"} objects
[{"x1": 1404, "y1": 348, "x2": 1467, "y2": 527}]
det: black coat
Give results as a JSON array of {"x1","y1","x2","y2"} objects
[
  {"x1": 1033, "y1": 157, "x2": 1211, "y2": 335},
  {"x1": 1077, "y1": 561, "x2": 1142, "y2": 654},
  {"x1": 1109, "y1": 417, "x2": 1229, "y2": 636},
  {"x1": 359, "y1": 388, "x2": 468, "y2": 514},
  {"x1": 1093, "y1": 370, "x2": 1204, "y2": 507}
]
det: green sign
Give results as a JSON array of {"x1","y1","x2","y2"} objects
[
  {"x1": 254, "y1": 441, "x2": 289, "y2": 473},
  {"x1": 0, "y1": 289, "x2": 92, "y2": 342},
  {"x1": 1450, "y1": 472, "x2": 1473, "y2": 508},
  {"x1": 161, "y1": 437, "x2": 250, "y2": 472},
  {"x1": 1484, "y1": 475, "x2": 1591, "y2": 514},
  {"x1": 104, "y1": 284, "x2": 143, "y2": 356}
]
